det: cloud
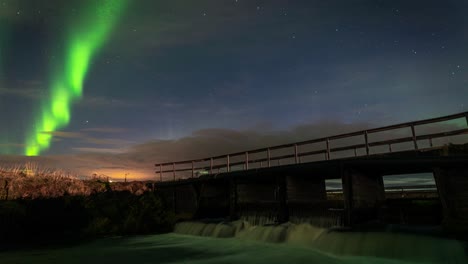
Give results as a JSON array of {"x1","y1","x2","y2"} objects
[
  {"x1": 1, "y1": 118, "x2": 466, "y2": 181},
  {"x1": 76, "y1": 96, "x2": 138, "y2": 108},
  {"x1": 0, "y1": 143, "x2": 25, "y2": 148},
  {"x1": 0, "y1": 86, "x2": 44, "y2": 100},
  {"x1": 81, "y1": 127, "x2": 128, "y2": 133},
  {"x1": 41, "y1": 131, "x2": 85, "y2": 139},
  {"x1": 72, "y1": 147, "x2": 126, "y2": 154},
  {"x1": 82, "y1": 137, "x2": 135, "y2": 146}
]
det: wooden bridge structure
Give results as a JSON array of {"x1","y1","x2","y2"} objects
[{"x1": 154, "y1": 112, "x2": 468, "y2": 229}]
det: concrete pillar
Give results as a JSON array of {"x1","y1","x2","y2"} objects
[
  {"x1": 286, "y1": 175, "x2": 328, "y2": 224},
  {"x1": 342, "y1": 168, "x2": 385, "y2": 225},
  {"x1": 196, "y1": 181, "x2": 230, "y2": 218},
  {"x1": 174, "y1": 185, "x2": 198, "y2": 216},
  {"x1": 237, "y1": 180, "x2": 277, "y2": 224},
  {"x1": 433, "y1": 167, "x2": 468, "y2": 232},
  {"x1": 276, "y1": 175, "x2": 288, "y2": 223},
  {"x1": 286, "y1": 175, "x2": 326, "y2": 202},
  {"x1": 229, "y1": 179, "x2": 238, "y2": 220}
]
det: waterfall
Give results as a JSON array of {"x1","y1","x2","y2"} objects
[{"x1": 174, "y1": 221, "x2": 467, "y2": 263}]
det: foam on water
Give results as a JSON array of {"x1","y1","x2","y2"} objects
[
  {"x1": 0, "y1": 230, "x2": 466, "y2": 264},
  {"x1": 174, "y1": 221, "x2": 467, "y2": 263}
]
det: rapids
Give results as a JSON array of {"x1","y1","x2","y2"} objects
[
  {"x1": 174, "y1": 220, "x2": 467, "y2": 263},
  {"x1": 0, "y1": 221, "x2": 466, "y2": 264}
]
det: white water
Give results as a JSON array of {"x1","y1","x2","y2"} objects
[
  {"x1": 1, "y1": 233, "x2": 452, "y2": 264},
  {"x1": 0, "y1": 222, "x2": 465, "y2": 264},
  {"x1": 174, "y1": 221, "x2": 467, "y2": 263}
]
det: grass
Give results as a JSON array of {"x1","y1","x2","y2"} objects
[{"x1": 0, "y1": 162, "x2": 152, "y2": 200}]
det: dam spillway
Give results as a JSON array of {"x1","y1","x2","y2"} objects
[{"x1": 154, "y1": 112, "x2": 468, "y2": 232}]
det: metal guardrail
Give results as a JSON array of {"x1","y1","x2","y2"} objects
[
  {"x1": 155, "y1": 111, "x2": 468, "y2": 181},
  {"x1": 326, "y1": 185, "x2": 438, "y2": 193}
]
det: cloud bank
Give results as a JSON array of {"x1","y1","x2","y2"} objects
[{"x1": 0, "y1": 118, "x2": 466, "y2": 181}]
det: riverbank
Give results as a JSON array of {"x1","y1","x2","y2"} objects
[{"x1": 0, "y1": 191, "x2": 175, "y2": 249}]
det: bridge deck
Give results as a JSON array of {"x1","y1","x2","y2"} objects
[
  {"x1": 156, "y1": 145, "x2": 468, "y2": 187},
  {"x1": 156, "y1": 111, "x2": 468, "y2": 183}
]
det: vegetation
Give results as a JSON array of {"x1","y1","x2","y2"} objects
[{"x1": 0, "y1": 165, "x2": 175, "y2": 249}]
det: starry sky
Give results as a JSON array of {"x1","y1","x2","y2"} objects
[{"x1": 0, "y1": 0, "x2": 467, "y2": 178}]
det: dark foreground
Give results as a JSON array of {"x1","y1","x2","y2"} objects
[
  {"x1": 0, "y1": 191, "x2": 174, "y2": 248},
  {"x1": 0, "y1": 231, "x2": 466, "y2": 264}
]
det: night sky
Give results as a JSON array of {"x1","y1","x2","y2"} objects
[{"x1": 0, "y1": 0, "x2": 467, "y2": 178}]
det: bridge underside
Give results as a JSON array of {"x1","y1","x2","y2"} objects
[{"x1": 156, "y1": 147, "x2": 468, "y2": 232}]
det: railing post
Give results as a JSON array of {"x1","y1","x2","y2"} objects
[
  {"x1": 245, "y1": 152, "x2": 249, "y2": 170},
  {"x1": 210, "y1": 158, "x2": 213, "y2": 174},
  {"x1": 364, "y1": 131, "x2": 370, "y2": 155},
  {"x1": 191, "y1": 161, "x2": 194, "y2": 178},
  {"x1": 294, "y1": 144, "x2": 299, "y2": 164},
  {"x1": 411, "y1": 124, "x2": 418, "y2": 150},
  {"x1": 326, "y1": 138, "x2": 331, "y2": 160},
  {"x1": 172, "y1": 163, "x2": 176, "y2": 181},
  {"x1": 267, "y1": 148, "x2": 271, "y2": 168},
  {"x1": 160, "y1": 164, "x2": 162, "y2": 181},
  {"x1": 227, "y1": 155, "x2": 230, "y2": 172}
]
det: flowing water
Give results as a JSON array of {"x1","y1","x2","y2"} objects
[{"x1": 0, "y1": 221, "x2": 466, "y2": 264}]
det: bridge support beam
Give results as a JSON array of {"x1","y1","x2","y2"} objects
[
  {"x1": 286, "y1": 175, "x2": 328, "y2": 225},
  {"x1": 237, "y1": 178, "x2": 278, "y2": 225},
  {"x1": 277, "y1": 175, "x2": 288, "y2": 223},
  {"x1": 195, "y1": 180, "x2": 230, "y2": 219},
  {"x1": 229, "y1": 178, "x2": 238, "y2": 220},
  {"x1": 342, "y1": 168, "x2": 385, "y2": 226},
  {"x1": 433, "y1": 167, "x2": 468, "y2": 233}
]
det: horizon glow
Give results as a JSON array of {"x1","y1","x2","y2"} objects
[{"x1": 25, "y1": 0, "x2": 127, "y2": 156}]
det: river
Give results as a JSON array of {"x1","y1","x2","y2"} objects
[{"x1": 1, "y1": 221, "x2": 466, "y2": 264}]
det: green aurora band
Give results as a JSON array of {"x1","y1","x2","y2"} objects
[
  {"x1": 0, "y1": 22, "x2": 10, "y2": 155},
  {"x1": 25, "y1": 0, "x2": 127, "y2": 156}
]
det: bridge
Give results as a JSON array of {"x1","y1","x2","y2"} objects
[{"x1": 155, "y1": 112, "x2": 468, "y2": 230}]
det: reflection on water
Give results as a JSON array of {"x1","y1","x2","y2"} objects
[{"x1": 0, "y1": 222, "x2": 466, "y2": 264}]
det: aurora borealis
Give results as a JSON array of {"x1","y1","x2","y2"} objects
[
  {"x1": 0, "y1": 0, "x2": 467, "y2": 175},
  {"x1": 24, "y1": 0, "x2": 127, "y2": 156}
]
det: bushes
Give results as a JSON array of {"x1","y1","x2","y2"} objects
[
  {"x1": 0, "y1": 191, "x2": 175, "y2": 248},
  {"x1": 0, "y1": 171, "x2": 155, "y2": 200}
]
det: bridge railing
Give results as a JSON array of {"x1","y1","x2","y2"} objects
[{"x1": 155, "y1": 111, "x2": 468, "y2": 181}]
